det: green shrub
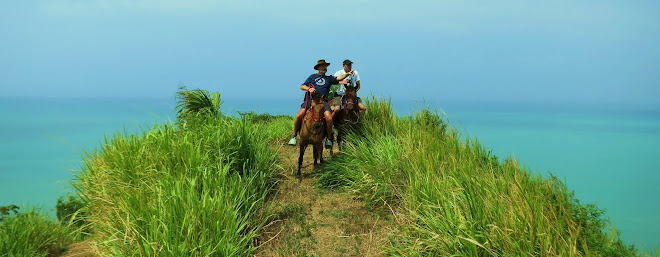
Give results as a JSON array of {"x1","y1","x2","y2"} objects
[
  {"x1": 570, "y1": 194, "x2": 637, "y2": 256},
  {"x1": 328, "y1": 84, "x2": 339, "y2": 100},
  {"x1": 0, "y1": 205, "x2": 19, "y2": 223},
  {"x1": 175, "y1": 86, "x2": 223, "y2": 120},
  {"x1": 238, "y1": 111, "x2": 292, "y2": 123},
  {"x1": 56, "y1": 195, "x2": 88, "y2": 232}
]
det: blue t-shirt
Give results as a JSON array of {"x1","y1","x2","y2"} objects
[{"x1": 302, "y1": 74, "x2": 338, "y2": 101}]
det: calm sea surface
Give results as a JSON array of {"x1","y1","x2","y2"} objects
[{"x1": 1, "y1": 97, "x2": 658, "y2": 248}]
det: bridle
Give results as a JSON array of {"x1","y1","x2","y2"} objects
[
  {"x1": 339, "y1": 95, "x2": 361, "y2": 125},
  {"x1": 304, "y1": 85, "x2": 325, "y2": 135}
]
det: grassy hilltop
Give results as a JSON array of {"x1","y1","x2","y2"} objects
[
  {"x1": 318, "y1": 98, "x2": 638, "y2": 256},
  {"x1": 0, "y1": 89, "x2": 648, "y2": 256}
]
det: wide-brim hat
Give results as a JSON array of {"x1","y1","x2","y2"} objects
[{"x1": 314, "y1": 59, "x2": 331, "y2": 70}]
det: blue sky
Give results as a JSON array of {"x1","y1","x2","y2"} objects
[{"x1": 1, "y1": 1, "x2": 658, "y2": 105}]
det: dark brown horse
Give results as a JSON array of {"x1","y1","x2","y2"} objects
[
  {"x1": 298, "y1": 93, "x2": 332, "y2": 177},
  {"x1": 332, "y1": 86, "x2": 362, "y2": 151}
]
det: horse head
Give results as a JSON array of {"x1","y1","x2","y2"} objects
[
  {"x1": 308, "y1": 94, "x2": 326, "y2": 132},
  {"x1": 342, "y1": 86, "x2": 360, "y2": 123}
]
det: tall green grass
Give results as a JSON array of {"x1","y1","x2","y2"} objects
[
  {"x1": 0, "y1": 208, "x2": 78, "y2": 257},
  {"x1": 1, "y1": 87, "x2": 293, "y2": 256},
  {"x1": 319, "y1": 96, "x2": 639, "y2": 256},
  {"x1": 74, "y1": 110, "x2": 290, "y2": 255}
]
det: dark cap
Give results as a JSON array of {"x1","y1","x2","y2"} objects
[{"x1": 343, "y1": 59, "x2": 353, "y2": 65}]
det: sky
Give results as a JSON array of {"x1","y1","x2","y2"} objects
[{"x1": 0, "y1": 0, "x2": 658, "y2": 105}]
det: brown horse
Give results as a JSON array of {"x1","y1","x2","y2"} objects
[
  {"x1": 332, "y1": 85, "x2": 362, "y2": 151},
  {"x1": 298, "y1": 93, "x2": 332, "y2": 177}
]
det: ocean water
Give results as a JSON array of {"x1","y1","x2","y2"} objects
[{"x1": 0, "y1": 97, "x2": 658, "y2": 249}]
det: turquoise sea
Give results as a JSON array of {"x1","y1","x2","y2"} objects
[{"x1": 1, "y1": 97, "x2": 658, "y2": 249}]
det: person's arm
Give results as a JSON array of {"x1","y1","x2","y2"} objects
[
  {"x1": 353, "y1": 70, "x2": 360, "y2": 91},
  {"x1": 301, "y1": 84, "x2": 316, "y2": 94},
  {"x1": 301, "y1": 75, "x2": 316, "y2": 93},
  {"x1": 336, "y1": 71, "x2": 352, "y2": 81}
]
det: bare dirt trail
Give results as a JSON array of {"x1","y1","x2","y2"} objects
[
  {"x1": 256, "y1": 143, "x2": 393, "y2": 257},
  {"x1": 61, "y1": 240, "x2": 96, "y2": 257}
]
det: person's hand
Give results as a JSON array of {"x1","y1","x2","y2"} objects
[
  {"x1": 348, "y1": 70, "x2": 354, "y2": 75},
  {"x1": 308, "y1": 87, "x2": 316, "y2": 94}
]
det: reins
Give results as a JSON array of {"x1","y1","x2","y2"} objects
[
  {"x1": 303, "y1": 78, "x2": 324, "y2": 135},
  {"x1": 304, "y1": 82, "x2": 324, "y2": 123}
]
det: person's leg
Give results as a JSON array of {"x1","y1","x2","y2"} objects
[
  {"x1": 324, "y1": 110, "x2": 333, "y2": 145},
  {"x1": 293, "y1": 108, "x2": 306, "y2": 136},
  {"x1": 323, "y1": 102, "x2": 333, "y2": 147},
  {"x1": 332, "y1": 105, "x2": 341, "y2": 118},
  {"x1": 357, "y1": 97, "x2": 366, "y2": 111},
  {"x1": 331, "y1": 96, "x2": 342, "y2": 118},
  {"x1": 289, "y1": 107, "x2": 307, "y2": 145}
]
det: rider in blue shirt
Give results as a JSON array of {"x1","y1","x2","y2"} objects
[
  {"x1": 301, "y1": 73, "x2": 337, "y2": 103},
  {"x1": 289, "y1": 59, "x2": 352, "y2": 147}
]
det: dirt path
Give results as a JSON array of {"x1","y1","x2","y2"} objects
[
  {"x1": 255, "y1": 143, "x2": 393, "y2": 257},
  {"x1": 61, "y1": 240, "x2": 96, "y2": 257}
]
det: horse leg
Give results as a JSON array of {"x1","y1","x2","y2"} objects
[
  {"x1": 313, "y1": 143, "x2": 318, "y2": 166},
  {"x1": 319, "y1": 142, "x2": 324, "y2": 164},
  {"x1": 329, "y1": 130, "x2": 334, "y2": 156},
  {"x1": 337, "y1": 130, "x2": 343, "y2": 151},
  {"x1": 298, "y1": 144, "x2": 307, "y2": 177}
]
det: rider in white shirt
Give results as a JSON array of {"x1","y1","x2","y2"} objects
[{"x1": 332, "y1": 59, "x2": 366, "y2": 116}]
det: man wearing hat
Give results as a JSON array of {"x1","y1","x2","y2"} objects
[
  {"x1": 289, "y1": 59, "x2": 353, "y2": 147},
  {"x1": 332, "y1": 59, "x2": 366, "y2": 115}
]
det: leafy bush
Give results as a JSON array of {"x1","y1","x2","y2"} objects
[
  {"x1": 570, "y1": 194, "x2": 637, "y2": 256},
  {"x1": 175, "y1": 86, "x2": 223, "y2": 120},
  {"x1": 56, "y1": 195, "x2": 88, "y2": 230},
  {"x1": 238, "y1": 111, "x2": 292, "y2": 123},
  {"x1": 0, "y1": 204, "x2": 19, "y2": 223},
  {"x1": 328, "y1": 84, "x2": 339, "y2": 100}
]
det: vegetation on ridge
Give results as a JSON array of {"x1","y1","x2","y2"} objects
[
  {"x1": 0, "y1": 89, "x2": 655, "y2": 256},
  {"x1": 0, "y1": 205, "x2": 79, "y2": 257},
  {"x1": 71, "y1": 88, "x2": 289, "y2": 256},
  {"x1": 318, "y1": 96, "x2": 640, "y2": 256}
]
